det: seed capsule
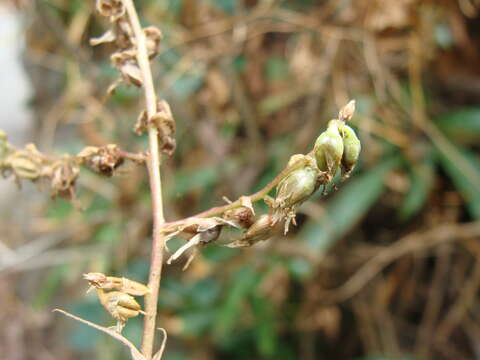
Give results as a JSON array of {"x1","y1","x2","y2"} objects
[
  {"x1": 95, "y1": 289, "x2": 143, "y2": 331},
  {"x1": 339, "y1": 124, "x2": 361, "y2": 179},
  {"x1": 84, "y1": 272, "x2": 149, "y2": 296},
  {"x1": 227, "y1": 214, "x2": 282, "y2": 248},
  {"x1": 9, "y1": 152, "x2": 42, "y2": 180},
  {"x1": 275, "y1": 154, "x2": 319, "y2": 209},
  {"x1": 313, "y1": 120, "x2": 344, "y2": 183}
]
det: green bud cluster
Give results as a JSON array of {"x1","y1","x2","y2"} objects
[{"x1": 264, "y1": 101, "x2": 361, "y2": 234}]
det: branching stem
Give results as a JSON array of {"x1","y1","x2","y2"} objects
[{"x1": 162, "y1": 154, "x2": 313, "y2": 231}]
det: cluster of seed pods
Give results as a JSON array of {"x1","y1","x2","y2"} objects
[
  {"x1": 231, "y1": 100, "x2": 361, "y2": 245},
  {"x1": 83, "y1": 272, "x2": 149, "y2": 332}
]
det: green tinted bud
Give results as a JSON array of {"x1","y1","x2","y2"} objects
[
  {"x1": 275, "y1": 155, "x2": 318, "y2": 208},
  {"x1": 10, "y1": 153, "x2": 42, "y2": 180},
  {"x1": 339, "y1": 124, "x2": 361, "y2": 178},
  {"x1": 314, "y1": 120, "x2": 344, "y2": 182}
]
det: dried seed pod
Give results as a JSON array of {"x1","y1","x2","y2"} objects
[
  {"x1": 96, "y1": 289, "x2": 143, "y2": 331},
  {"x1": 227, "y1": 214, "x2": 281, "y2": 248},
  {"x1": 7, "y1": 145, "x2": 44, "y2": 180},
  {"x1": 96, "y1": 0, "x2": 125, "y2": 19},
  {"x1": 83, "y1": 272, "x2": 149, "y2": 296},
  {"x1": 77, "y1": 144, "x2": 124, "y2": 176},
  {"x1": 223, "y1": 206, "x2": 255, "y2": 229},
  {"x1": 143, "y1": 26, "x2": 163, "y2": 59},
  {"x1": 338, "y1": 100, "x2": 356, "y2": 122},
  {"x1": 50, "y1": 160, "x2": 80, "y2": 198},
  {"x1": 275, "y1": 154, "x2": 319, "y2": 209},
  {"x1": 339, "y1": 124, "x2": 361, "y2": 179},
  {"x1": 313, "y1": 120, "x2": 344, "y2": 183}
]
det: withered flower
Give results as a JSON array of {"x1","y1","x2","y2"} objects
[
  {"x1": 84, "y1": 272, "x2": 149, "y2": 296},
  {"x1": 50, "y1": 160, "x2": 80, "y2": 199},
  {"x1": 96, "y1": 0, "x2": 125, "y2": 20},
  {"x1": 78, "y1": 144, "x2": 124, "y2": 176},
  {"x1": 227, "y1": 214, "x2": 282, "y2": 248},
  {"x1": 96, "y1": 289, "x2": 143, "y2": 332}
]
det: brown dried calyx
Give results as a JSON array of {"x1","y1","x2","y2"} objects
[
  {"x1": 77, "y1": 144, "x2": 125, "y2": 176},
  {"x1": 92, "y1": 0, "x2": 163, "y2": 90},
  {"x1": 0, "y1": 139, "x2": 80, "y2": 200},
  {"x1": 84, "y1": 272, "x2": 148, "y2": 332},
  {"x1": 135, "y1": 100, "x2": 176, "y2": 156},
  {"x1": 84, "y1": 272, "x2": 149, "y2": 296}
]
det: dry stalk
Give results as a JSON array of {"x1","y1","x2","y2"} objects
[
  {"x1": 1, "y1": 1, "x2": 362, "y2": 358},
  {"x1": 121, "y1": 0, "x2": 166, "y2": 357}
]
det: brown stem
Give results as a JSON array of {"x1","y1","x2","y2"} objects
[{"x1": 123, "y1": 1, "x2": 166, "y2": 359}]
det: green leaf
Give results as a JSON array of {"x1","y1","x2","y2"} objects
[
  {"x1": 437, "y1": 147, "x2": 480, "y2": 219},
  {"x1": 170, "y1": 71, "x2": 204, "y2": 99},
  {"x1": 172, "y1": 166, "x2": 219, "y2": 197},
  {"x1": 250, "y1": 295, "x2": 277, "y2": 358},
  {"x1": 259, "y1": 90, "x2": 303, "y2": 116},
  {"x1": 210, "y1": 0, "x2": 236, "y2": 14},
  {"x1": 399, "y1": 154, "x2": 436, "y2": 220},
  {"x1": 435, "y1": 108, "x2": 480, "y2": 145},
  {"x1": 213, "y1": 266, "x2": 259, "y2": 339},
  {"x1": 67, "y1": 300, "x2": 104, "y2": 351},
  {"x1": 180, "y1": 309, "x2": 216, "y2": 336},
  {"x1": 264, "y1": 56, "x2": 289, "y2": 81},
  {"x1": 302, "y1": 156, "x2": 401, "y2": 252}
]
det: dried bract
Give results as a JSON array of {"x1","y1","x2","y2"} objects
[
  {"x1": 49, "y1": 160, "x2": 80, "y2": 199},
  {"x1": 223, "y1": 205, "x2": 255, "y2": 229},
  {"x1": 227, "y1": 214, "x2": 282, "y2": 248},
  {"x1": 84, "y1": 272, "x2": 150, "y2": 296},
  {"x1": 96, "y1": 0, "x2": 125, "y2": 20},
  {"x1": 96, "y1": 289, "x2": 143, "y2": 332},
  {"x1": 143, "y1": 26, "x2": 163, "y2": 59},
  {"x1": 78, "y1": 144, "x2": 125, "y2": 176},
  {"x1": 135, "y1": 100, "x2": 176, "y2": 155},
  {"x1": 111, "y1": 51, "x2": 143, "y2": 87},
  {"x1": 338, "y1": 99, "x2": 356, "y2": 122}
]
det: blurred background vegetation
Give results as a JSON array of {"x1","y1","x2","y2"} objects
[{"x1": 2, "y1": 0, "x2": 480, "y2": 359}]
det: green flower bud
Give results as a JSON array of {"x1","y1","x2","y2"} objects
[
  {"x1": 10, "y1": 152, "x2": 42, "y2": 180},
  {"x1": 313, "y1": 120, "x2": 344, "y2": 183},
  {"x1": 339, "y1": 124, "x2": 361, "y2": 179},
  {"x1": 275, "y1": 154, "x2": 318, "y2": 209}
]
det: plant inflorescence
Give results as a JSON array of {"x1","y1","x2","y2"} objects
[{"x1": 0, "y1": 1, "x2": 361, "y2": 359}]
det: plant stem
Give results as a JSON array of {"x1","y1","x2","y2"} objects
[
  {"x1": 162, "y1": 155, "x2": 311, "y2": 231},
  {"x1": 123, "y1": 1, "x2": 165, "y2": 359}
]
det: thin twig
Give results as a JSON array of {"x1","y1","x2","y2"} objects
[
  {"x1": 54, "y1": 309, "x2": 145, "y2": 360},
  {"x1": 162, "y1": 155, "x2": 310, "y2": 231},
  {"x1": 122, "y1": 1, "x2": 166, "y2": 359}
]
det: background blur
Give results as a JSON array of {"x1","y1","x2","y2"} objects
[{"x1": 1, "y1": 0, "x2": 480, "y2": 359}]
